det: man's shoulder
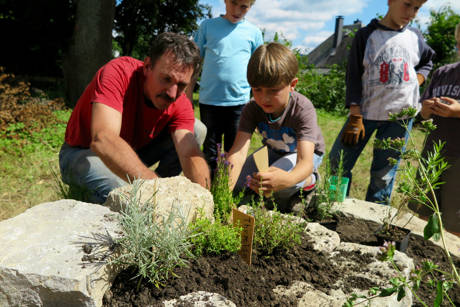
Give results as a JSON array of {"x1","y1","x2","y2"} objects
[{"x1": 103, "y1": 56, "x2": 144, "y2": 75}]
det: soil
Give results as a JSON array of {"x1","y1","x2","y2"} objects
[{"x1": 103, "y1": 214, "x2": 460, "y2": 307}]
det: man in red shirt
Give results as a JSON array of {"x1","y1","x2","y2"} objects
[{"x1": 59, "y1": 32, "x2": 210, "y2": 203}]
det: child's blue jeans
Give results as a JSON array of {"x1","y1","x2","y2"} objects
[
  {"x1": 329, "y1": 117, "x2": 413, "y2": 205},
  {"x1": 59, "y1": 119, "x2": 207, "y2": 204}
]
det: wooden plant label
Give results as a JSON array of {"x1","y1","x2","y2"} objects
[
  {"x1": 232, "y1": 208, "x2": 255, "y2": 265},
  {"x1": 253, "y1": 146, "x2": 269, "y2": 172}
]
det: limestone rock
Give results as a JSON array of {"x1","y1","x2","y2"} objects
[
  {"x1": 164, "y1": 291, "x2": 236, "y2": 307},
  {"x1": 0, "y1": 200, "x2": 121, "y2": 307},
  {"x1": 105, "y1": 177, "x2": 214, "y2": 225}
]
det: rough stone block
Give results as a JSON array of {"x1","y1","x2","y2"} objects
[
  {"x1": 0, "y1": 200, "x2": 121, "y2": 307},
  {"x1": 105, "y1": 177, "x2": 214, "y2": 225}
]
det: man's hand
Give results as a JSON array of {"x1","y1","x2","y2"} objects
[
  {"x1": 342, "y1": 114, "x2": 365, "y2": 145},
  {"x1": 172, "y1": 129, "x2": 211, "y2": 189}
]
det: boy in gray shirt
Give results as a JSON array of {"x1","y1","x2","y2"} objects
[{"x1": 227, "y1": 43, "x2": 325, "y2": 210}]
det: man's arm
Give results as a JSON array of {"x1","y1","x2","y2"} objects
[
  {"x1": 227, "y1": 131, "x2": 252, "y2": 190},
  {"x1": 171, "y1": 128, "x2": 211, "y2": 189},
  {"x1": 90, "y1": 102, "x2": 158, "y2": 182}
]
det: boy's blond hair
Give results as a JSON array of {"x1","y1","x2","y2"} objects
[
  {"x1": 247, "y1": 42, "x2": 298, "y2": 88},
  {"x1": 455, "y1": 23, "x2": 460, "y2": 42}
]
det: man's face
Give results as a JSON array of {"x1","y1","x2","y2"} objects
[
  {"x1": 386, "y1": 0, "x2": 424, "y2": 29},
  {"x1": 143, "y1": 52, "x2": 194, "y2": 110},
  {"x1": 223, "y1": 0, "x2": 252, "y2": 23}
]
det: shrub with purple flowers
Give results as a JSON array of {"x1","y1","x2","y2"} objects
[{"x1": 211, "y1": 143, "x2": 238, "y2": 220}]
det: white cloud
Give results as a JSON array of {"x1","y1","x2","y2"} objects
[
  {"x1": 245, "y1": 0, "x2": 368, "y2": 48},
  {"x1": 423, "y1": 0, "x2": 460, "y2": 12}
]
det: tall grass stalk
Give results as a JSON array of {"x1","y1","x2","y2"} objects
[{"x1": 377, "y1": 108, "x2": 459, "y2": 285}]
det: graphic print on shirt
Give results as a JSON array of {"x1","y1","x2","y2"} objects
[
  {"x1": 372, "y1": 45, "x2": 411, "y2": 87},
  {"x1": 258, "y1": 123, "x2": 296, "y2": 153}
]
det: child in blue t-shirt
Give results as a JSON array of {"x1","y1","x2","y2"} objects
[
  {"x1": 329, "y1": 0, "x2": 435, "y2": 205},
  {"x1": 187, "y1": 0, "x2": 263, "y2": 174}
]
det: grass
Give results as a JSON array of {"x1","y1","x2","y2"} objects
[{"x1": 0, "y1": 100, "x2": 425, "y2": 222}]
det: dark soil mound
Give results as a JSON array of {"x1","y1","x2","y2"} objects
[{"x1": 103, "y1": 215, "x2": 460, "y2": 306}]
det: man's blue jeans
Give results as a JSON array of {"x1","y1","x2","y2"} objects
[
  {"x1": 329, "y1": 118, "x2": 413, "y2": 205},
  {"x1": 59, "y1": 120, "x2": 206, "y2": 204}
]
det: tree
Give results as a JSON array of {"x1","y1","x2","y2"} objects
[
  {"x1": 424, "y1": 6, "x2": 460, "y2": 67},
  {"x1": 114, "y1": 0, "x2": 211, "y2": 57},
  {"x1": 0, "y1": 0, "x2": 76, "y2": 76},
  {"x1": 62, "y1": 0, "x2": 115, "y2": 106}
]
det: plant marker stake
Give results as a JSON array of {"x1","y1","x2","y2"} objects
[
  {"x1": 232, "y1": 208, "x2": 255, "y2": 265},
  {"x1": 253, "y1": 146, "x2": 269, "y2": 172}
]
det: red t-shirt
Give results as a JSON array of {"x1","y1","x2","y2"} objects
[{"x1": 65, "y1": 56, "x2": 195, "y2": 150}]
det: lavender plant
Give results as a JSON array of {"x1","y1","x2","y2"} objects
[{"x1": 109, "y1": 180, "x2": 194, "y2": 288}]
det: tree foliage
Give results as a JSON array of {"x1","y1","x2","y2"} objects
[
  {"x1": 114, "y1": 0, "x2": 211, "y2": 58},
  {"x1": 424, "y1": 6, "x2": 460, "y2": 67},
  {"x1": 0, "y1": 0, "x2": 76, "y2": 76}
]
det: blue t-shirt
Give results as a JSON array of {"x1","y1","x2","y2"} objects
[{"x1": 194, "y1": 16, "x2": 263, "y2": 106}]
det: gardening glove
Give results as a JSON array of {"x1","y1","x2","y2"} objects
[{"x1": 341, "y1": 114, "x2": 365, "y2": 146}]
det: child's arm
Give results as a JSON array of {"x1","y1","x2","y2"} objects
[
  {"x1": 414, "y1": 28, "x2": 435, "y2": 85},
  {"x1": 248, "y1": 140, "x2": 315, "y2": 196},
  {"x1": 431, "y1": 97, "x2": 460, "y2": 119},
  {"x1": 227, "y1": 131, "x2": 252, "y2": 190}
]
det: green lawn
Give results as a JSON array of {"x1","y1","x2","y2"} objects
[{"x1": 0, "y1": 102, "x2": 425, "y2": 221}]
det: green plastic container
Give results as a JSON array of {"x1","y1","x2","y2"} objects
[{"x1": 328, "y1": 176, "x2": 349, "y2": 202}]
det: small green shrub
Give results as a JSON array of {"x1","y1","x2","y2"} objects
[
  {"x1": 296, "y1": 64, "x2": 347, "y2": 115},
  {"x1": 211, "y1": 144, "x2": 238, "y2": 220},
  {"x1": 109, "y1": 180, "x2": 193, "y2": 287},
  {"x1": 189, "y1": 217, "x2": 242, "y2": 256},
  {"x1": 251, "y1": 201, "x2": 306, "y2": 256}
]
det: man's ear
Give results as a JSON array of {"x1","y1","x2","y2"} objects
[{"x1": 143, "y1": 57, "x2": 151, "y2": 74}]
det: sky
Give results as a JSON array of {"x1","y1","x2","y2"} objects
[{"x1": 198, "y1": 0, "x2": 460, "y2": 53}]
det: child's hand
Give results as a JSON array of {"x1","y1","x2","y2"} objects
[
  {"x1": 420, "y1": 98, "x2": 436, "y2": 119},
  {"x1": 431, "y1": 96, "x2": 460, "y2": 118},
  {"x1": 246, "y1": 167, "x2": 290, "y2": 197}
]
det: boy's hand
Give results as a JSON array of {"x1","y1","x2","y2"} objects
[
  {"x1": 420, "y1": 98, "x2": 436, "y2": 119},
  {"x1": 431, "y1": 97, "x2": 460, "y2": 118},
  {"x1": 342, "y1": 114, "x2": 365, "y2": 145},
  {"x1": 246, "y1": 167, "x2": 290, "y2": 197}
]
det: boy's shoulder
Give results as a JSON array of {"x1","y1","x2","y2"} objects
[
  {"x1": 290, "y1": 91, "x2": 315, "y2": 111},
  {"x1": 435, "y1": 62, "x2": 460, "y2": 74}
]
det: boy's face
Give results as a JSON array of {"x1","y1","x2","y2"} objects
[
  {"x1": 252, "y1": 78, "x2": 298, "y2": 117},
  {"x1": 386, "y1": 0, "x2": 424, "y2": 29},
  {"x1": 223, "y1": 0, "x2": 253, "y2": 23}
]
